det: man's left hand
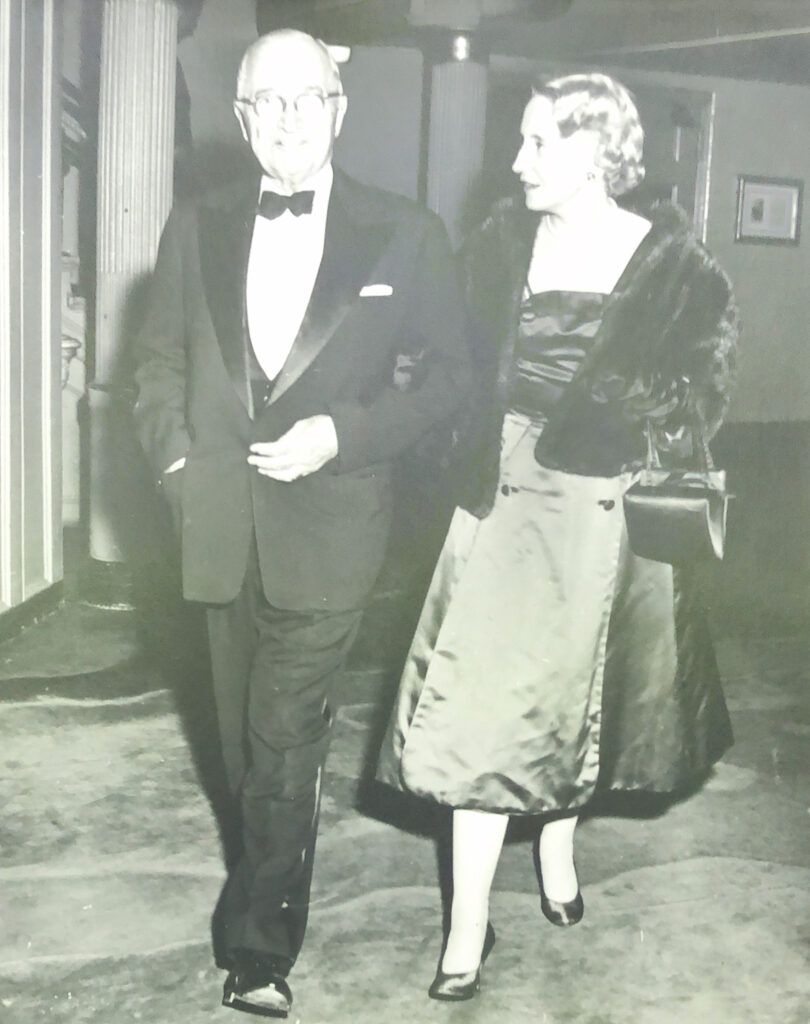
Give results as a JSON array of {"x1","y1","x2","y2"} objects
[{"x1": 247, "y1": 415, "x2": 339, "y2": 481}]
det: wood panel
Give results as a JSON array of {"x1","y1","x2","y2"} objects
[{"x1": 0, "y1": 0, "x2": 62, "y2": 620}]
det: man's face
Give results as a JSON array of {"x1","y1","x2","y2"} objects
[{"x1": 234, "y1": 36, "x2": 347, "y2": 191}]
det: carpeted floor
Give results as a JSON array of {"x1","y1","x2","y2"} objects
[{"x1": 1, "y1": 578, "x2": 809, "y2": 1023}]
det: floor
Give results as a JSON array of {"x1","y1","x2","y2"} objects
[{"x1": 1, "y1": 517, "x2": 809, "y2": 1024}]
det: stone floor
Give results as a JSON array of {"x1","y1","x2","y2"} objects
[{"x1": 1, "y1": 554, "x2": 809, "y2": 1023}]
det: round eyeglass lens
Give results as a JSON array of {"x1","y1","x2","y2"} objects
[
  {"x1": 251, "y1": 92, "x2": 327, "y2": 119},
  {"x1": 295, "y1": 93, "x2": 327, "y2": 119}
]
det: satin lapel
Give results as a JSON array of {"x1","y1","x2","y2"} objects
[
  {"x1": 198, "y1": 186, "x2": 256, "y2": 414},
  {"x1": 268, "y1": 179, "x2": 393, "y2": 406}
]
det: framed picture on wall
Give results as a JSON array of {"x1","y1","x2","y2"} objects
[{"x1": 735, "y1": 175, "x2": 803, "y2": 245}]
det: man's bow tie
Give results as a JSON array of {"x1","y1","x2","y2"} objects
[{"x1": 257, "y1": 190, "x2": 315, "y2": 220}]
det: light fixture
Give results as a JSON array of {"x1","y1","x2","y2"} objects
[
  {"x1": 451, "y1": 33, "x2": 471, "y2": 61},
  {"x1": 327, "y1": 44, "x2": 352, "y2": 63}
]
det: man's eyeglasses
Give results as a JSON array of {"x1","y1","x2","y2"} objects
[{"x1": 236, "y1": 90, "x2": 343, "y2": 121}]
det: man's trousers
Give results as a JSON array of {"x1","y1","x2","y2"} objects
[{"x1": 206, "y1": 550, "x2": 363, "y2": 968}]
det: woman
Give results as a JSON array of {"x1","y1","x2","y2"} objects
[{"x1": 377, "y1": 72, "x2": 738, "y2": 1000}]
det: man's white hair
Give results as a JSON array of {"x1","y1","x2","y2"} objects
[{"x1": 236, "y1": 29, "x2": 343, "y2": 98}]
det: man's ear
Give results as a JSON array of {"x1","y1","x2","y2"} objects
[
  {"x1": 233, "y1": 102, "x2": 250, "y2": 143},
  {"x1": 333, "y1": 95, "x2": 348, "y2": 138}
]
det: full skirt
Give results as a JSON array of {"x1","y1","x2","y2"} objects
[{"x1": 377, "y1": 413, "x2": 732, "y2": 814}]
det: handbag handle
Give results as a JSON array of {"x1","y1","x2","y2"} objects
[
  {"x1": 694, "y1": 418, "x2": 715, "y2": 472},
  {"x1": 643, "y1": 418, "x2": 660, "y2": 471},
  {"x1": 643, "y1": 380, "x2": 715, "y2": 474}
]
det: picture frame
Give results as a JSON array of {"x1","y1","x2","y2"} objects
[{"x1": 735, "y1": 174, "x2": 803, "y2": 245}]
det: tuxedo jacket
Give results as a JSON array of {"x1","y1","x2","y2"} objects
[{"x1": 133, "y1": 168, "x2": 469, "y2": 610}]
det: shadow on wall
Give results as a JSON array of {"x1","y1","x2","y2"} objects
[{"x1": 181, "y1": 139, "x2": 256, "y2": 196}]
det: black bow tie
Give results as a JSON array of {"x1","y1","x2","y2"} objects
[{"x1": 257, "y1": 189, "x2": 315, "y2": 220}]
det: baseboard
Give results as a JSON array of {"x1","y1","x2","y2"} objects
[{"x1": 0, "y1": 581, "x2": 65, "y2": 646}]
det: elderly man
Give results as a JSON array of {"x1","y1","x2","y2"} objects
[{"x1": 133, "y1": 28, "x2": 468, "y2": 1019}]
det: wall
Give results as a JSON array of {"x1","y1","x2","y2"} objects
[
  {"x1": 700, "y1": 77, "x2": 810, "y2": 424},
  {"x1": 333, "y1": 46, "x2": 422, "y2": 200},
  {"x1": 620, "y1": 70, "x2": 810, "y2": 425},
  {"x1": 177, "y1": 0, "x2": 256, "y2": 187}
]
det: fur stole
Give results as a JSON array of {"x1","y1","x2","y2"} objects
[{"x1": 455, "y1": 199, "x2": 739, "y2": 517}]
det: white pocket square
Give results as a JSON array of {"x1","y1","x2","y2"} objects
[{"x1": 359, "y1": 283, "x2": 393, "y2": 297}]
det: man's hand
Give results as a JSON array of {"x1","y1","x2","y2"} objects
[{"x1": 247, "y1": 415, "x2": 339, "y2": 482}]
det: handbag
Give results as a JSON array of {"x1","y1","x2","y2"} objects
[{"x1": 622, "y1": 416, "x2": 729, "y2": 565}]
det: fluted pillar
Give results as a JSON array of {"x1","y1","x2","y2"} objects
[
  {"x1": 89, "y1": 0, "x2": 177, "y2": 594},
  {"x1": 424, "y1": 33, "x2": 488, "y2": 245}
]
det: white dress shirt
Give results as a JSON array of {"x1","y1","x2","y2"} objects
[{"x1": 246, "y1": 164, "x2": 333, "y2": 382}]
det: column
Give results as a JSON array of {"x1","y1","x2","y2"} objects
[
  {"x1": 424, "y1": 32, "x2": 488, "y2": 246},
  {"x1": 88, "y1": 0, "x2": 177, "y2": 602}
]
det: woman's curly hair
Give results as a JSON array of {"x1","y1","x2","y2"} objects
[{"x1": 533, "y1": 72, "x2": 645, "y2": 197}]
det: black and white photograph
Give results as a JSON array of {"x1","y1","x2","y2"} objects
[
  {"x1": 735, "y1": 174, "x2": 803, "y2": 244},
  {"x1": 1, "y1": 2, "x2": 809, "y2": 1022}
]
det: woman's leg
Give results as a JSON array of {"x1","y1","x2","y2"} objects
[
  {"x1": 537, "y1": 813, "x2": 579, "y2": 902},
  {"x1": 442, "y1": 808, "x2": 508, "y2": 973}
]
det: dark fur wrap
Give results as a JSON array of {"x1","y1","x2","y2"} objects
[{"x1": 455, "y1": 199, "x2": 739, "y2": 518}]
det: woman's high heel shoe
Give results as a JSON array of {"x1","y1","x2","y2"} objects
[
  {"x1": 540, "y1": 886, "x2": 584, "y2": 927},
  {"x1": 428, "y1": 922, "x2": 496, "y2": 1001},
  {"x1": 533, "y1": 840, "x2": 584, "y2": 927}
]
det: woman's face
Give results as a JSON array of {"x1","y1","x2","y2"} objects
[{"x1": 512, "y1": 95, "x2": 602, "y2": 213}]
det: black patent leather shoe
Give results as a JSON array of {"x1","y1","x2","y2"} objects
[
  {"x1": 533, "y1": 839, "x2": 584, "y2": 927},
  {"x1": 222, "y1": 957, "x2": 293, "y2": 1018},
  {"x1": 540, "y1": 887, "x2": 584, "y2": 927},
  {"x1": 428, "y1": 922, "x2": 496, "y2": 1001}
]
